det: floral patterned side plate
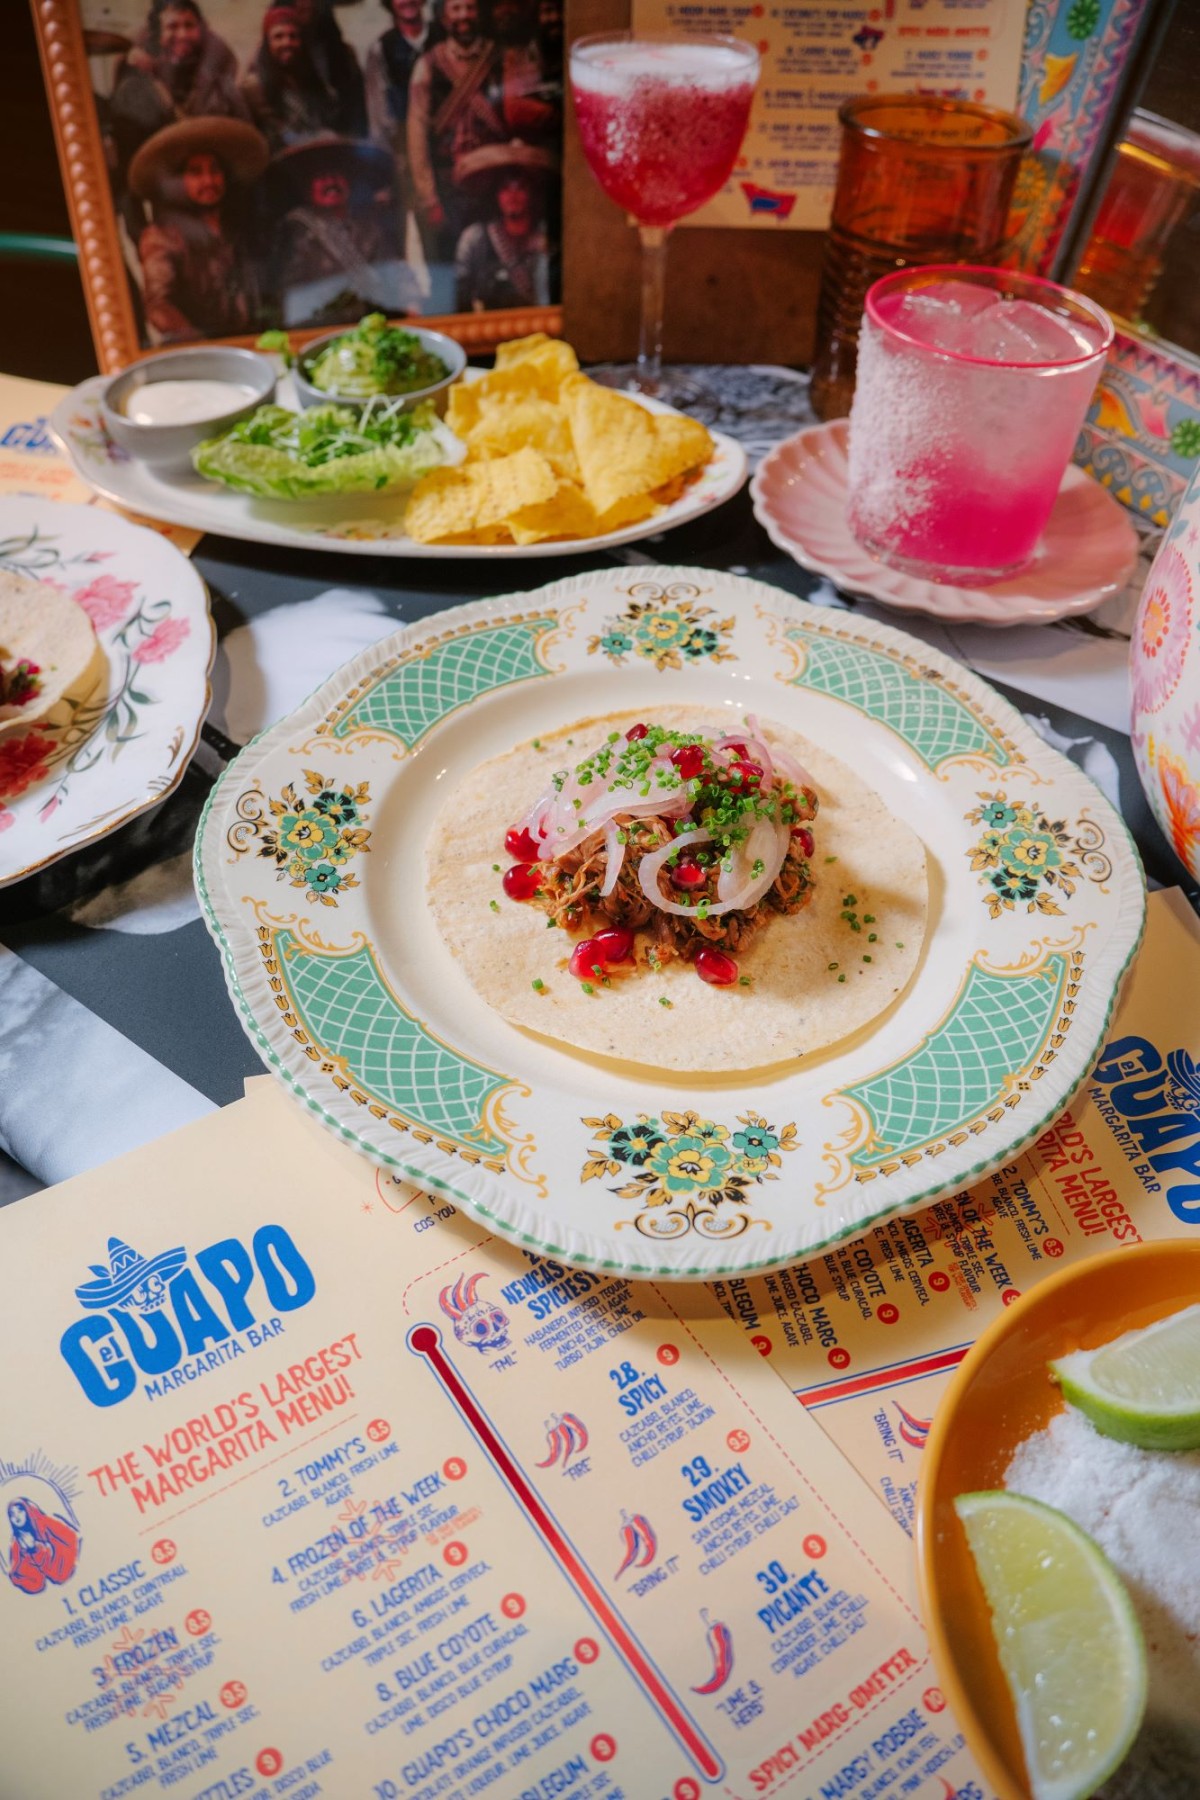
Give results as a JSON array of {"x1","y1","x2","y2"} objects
[
  {"x1": 48, "y1": 376, "x2": 747, "y2": 560},
  {"x1": 0, "y1": 499, "x2": 213, "y2": 887},
  {"x1": 752, "y1": 421, "x2": 1140, "y2": 626},
  {"x1": 195, "y1": 568, "x2": 1145, "y2": 1279}
]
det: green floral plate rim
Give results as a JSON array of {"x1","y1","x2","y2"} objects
[{"x1": 194, "y1": 568, "x2": 1146, "y2": 1279}]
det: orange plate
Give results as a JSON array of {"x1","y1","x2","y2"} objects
[{"x1": 915, "y1": 1238, "x2": 1200, "y2": 1800}]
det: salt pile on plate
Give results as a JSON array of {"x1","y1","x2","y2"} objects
[{"x1": 1005, "y1": 1405, "x2": 1200, "y2": 1797}]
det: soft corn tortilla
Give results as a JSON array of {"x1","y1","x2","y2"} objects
[
  {"x1": 0, "y1": 572, "x2": 101, "y2": 731},
  {"x1": 428, "y1": 710, "x2": 928, "y2": 1073}
]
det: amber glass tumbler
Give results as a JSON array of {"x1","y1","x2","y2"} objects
[
  {"x1": 1074, "y1": 111, "x2": 1200, "y2": 324},
  {"x1": 810, "y1": 95, "x2": 1031, "y2": 420}
]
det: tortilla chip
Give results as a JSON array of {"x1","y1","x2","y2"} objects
[
  {"x1": 445, "y1": 381, "x2": 484, "y2": 437},
  {"x1": 0, "y1": 572, "x2": 101, "y2": 732},
  {"x1": 463, "y1": 398, "x2": 580, "y2": 482},
  {"x1": 493, "y1": 333, "x2": 580, "y2": 387},
  {"x1": 427, "y1": 709, "x2": 928, "y2": 1074},
  {"x1": 436, "y1": 337, "x2": 714, "y2": 547},
  {"x1": 458, "y1": 344, "x2": 579, "y2": 414},
  {"x1": 493, "y1": 332, "x2": 556, "y2": 366},
  {"x1": 593, "y1": 493, "x2": 661, "y2": 533},
  {"x1": 405, "y1": 447, "x2": 558, "y2": 544},
  {"x1": 507, "y1": 479, "x2": 601, "y2": 545},
  {"x1": 559, "y1": 375, "x2": 715, "y2": 517}
]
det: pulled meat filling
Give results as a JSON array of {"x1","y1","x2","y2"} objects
[{"x1": 533, "y1": 784, "x2": 818, "y2": 966}]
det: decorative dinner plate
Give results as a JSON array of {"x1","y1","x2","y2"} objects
[
  {"x1": 752, "y1": 421, "x2": 1140, "y2": 626},
  {"x1": 0, "y1": 499, "x2": 212, "y2": 887},
  {"x1": 195, "y1": 568, "x2": 1145, "y2": 1278},
  {"x1": 48, "y1": 376, "x2": 747, "y2": 560}
]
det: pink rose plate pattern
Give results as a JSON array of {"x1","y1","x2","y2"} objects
[
  {"x1": 751, "y1": 421, "x2": 1140, "y2": 627},
  {"x1": 0, "y1": 499, "x2": 213, "y2": 887}
]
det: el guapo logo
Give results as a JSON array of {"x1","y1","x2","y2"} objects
[
  {"x1": 1091, "y1": 1036, "x2": 1200, "y2": 1223},
  {"x1": 60, "y1": 1227, "x2": 316, "y2": 1407}
]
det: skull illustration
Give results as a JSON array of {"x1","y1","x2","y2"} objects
[{"x1": 438, "y1": 1273, "x2": 510, "y2": 1353}]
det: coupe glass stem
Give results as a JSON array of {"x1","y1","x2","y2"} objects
[{"x1": 636, "y1": 225, "x2": 669, "y2": 395}]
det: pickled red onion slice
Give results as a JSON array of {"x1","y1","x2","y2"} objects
[
  {"x1": 637, "y1": 829, "x2": 714, "y2": 917},
  {"x1": 715, "y1": 816, "x2": 789, "y2": 912},
  {"x1": 600, "y1": 820, "x2": 625, "y2": 897},
  {"x1": 716, "y1": 730, "x2": 774, "y2": 790}
]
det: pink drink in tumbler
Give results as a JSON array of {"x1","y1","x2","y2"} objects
[
  {"x1": 846, "y1": 267, "x2": 1113, "y2": 585},
  {"x1": 571, "y1": 39, "x2": 757, "y2": 228}
]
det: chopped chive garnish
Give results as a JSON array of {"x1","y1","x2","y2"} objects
[
  {"x1": 489, "y1": 899, "x2": 500, "y2": 912},
  {"x1": 581, "y1": 981, "x2": 594, "y2": 995},
  {"x1": 532, "y1": 978, "x2": 545, "y2": 991}
]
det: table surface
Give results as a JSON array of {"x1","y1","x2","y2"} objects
[{"x1": 1, "y1": 377, "x2": 1195, "y2": 1208}]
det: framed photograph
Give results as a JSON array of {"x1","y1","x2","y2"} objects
[{"x1": 32, "y1": 0, "x2": 563, "y2": 371}]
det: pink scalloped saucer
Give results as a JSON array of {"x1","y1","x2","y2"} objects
[{"x1": 751, "y1": 420, "x2": 1139, "y2": 626}]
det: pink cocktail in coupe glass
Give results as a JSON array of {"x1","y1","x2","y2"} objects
[
  {"x1": 846, "y1": 266, "x2": 1113, "y2": 585},
  {"x1": 570, "y1": 32, "x2": 759, "y2": 396}
]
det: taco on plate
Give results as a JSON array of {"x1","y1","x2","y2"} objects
[
  {"x1": 427, "y1": 709, "x2": 928, "y2": 1072},
  {"x1": 0, "y1": 572, "x2": 101, "y2": 732}
]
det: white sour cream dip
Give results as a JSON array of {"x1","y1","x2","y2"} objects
[{"x1": 125, "y1": 380, "x2": 259, "y2": 425}]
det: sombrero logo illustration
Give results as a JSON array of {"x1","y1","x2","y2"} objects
[
  {"x1": 75, "y1": 1238, "x2": 188, "y2": 1316},
  {"x1": 60, "y1": 1224, "x2": 317, "y2": 1410}
]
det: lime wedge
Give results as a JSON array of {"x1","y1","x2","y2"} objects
[
  {"x1": 955, "y1": 1490, "x2": 1146, "y2": 1800},
  {"x1": 1051, "y1": 1302, "x2": 1200, "y2": 1451}
]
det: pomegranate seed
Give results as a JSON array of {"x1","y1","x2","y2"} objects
[
  {"x1": 671, "y1": 860, "x2": 707, "y2": 890},
  {"x1": 625, "y1": 722, "x2": 648, "y2": 741},
  {"x1": 728, "y1": 760, "x2": 763, "y2": 787},
  {"x1": 792, "y1": 826, "x2": 815, "y2": 858},
  {"x1": 502, "y1": 863, "x2": 541, "y2": 900},
  {"x1": 727, "y1": 740, "x2": 748, "y2": 757},
  {"x1": 505, "y1": 826, "x2": 541, "y2": 862},
  {"x1": 671, "y1": 744, "x2": 705, "y2": 781},
  {"x1": 695, "y1": 947, "x2": 739, "y2": 986},
  {"x1": 569, "y1": 938, "x2": 606, "y2": 980},
  {"x1": 593, "y1": 927, "x2": 633, "y2": 963}
]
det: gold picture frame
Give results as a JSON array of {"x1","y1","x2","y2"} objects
[{"x1": 31, "y1": 0, "x2": 562, "y2": 371}]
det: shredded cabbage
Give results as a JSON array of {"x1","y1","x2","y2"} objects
[{"x1": 192, "y1": 398, "x2": 458, "y2": 499}]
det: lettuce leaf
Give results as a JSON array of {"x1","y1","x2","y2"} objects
[{"x1": 192, "y1": 400, "x2": 454, "y2": 499}]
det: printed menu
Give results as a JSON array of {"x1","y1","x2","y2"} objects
[
  {"x1": 630, "y1": 0, "x2": 1026, "y2": 230},
  {"x1": 0, "y1": 1078, "x2": 993, "y2": 1799},
  {"x1": 711, "y1": 888, "x2": 1200, "y2": 1533}
]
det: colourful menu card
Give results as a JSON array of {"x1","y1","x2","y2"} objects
[{"x1": 0, "y1": 1078, "x2": 991, "y2": 1799}]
